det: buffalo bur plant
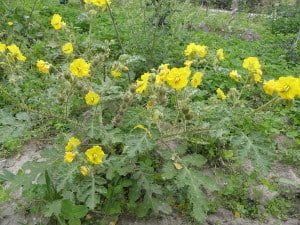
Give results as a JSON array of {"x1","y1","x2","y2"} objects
[{"x1": 0, "y1": 0, "x2": 300, "y2": 224}]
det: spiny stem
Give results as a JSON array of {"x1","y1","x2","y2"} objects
[
  {"x1": 107, "y1": 4, "x2": 125, "y2": 54},
  {"x1": 246, "y1": 96, "x2": 281, "y2": 117}
]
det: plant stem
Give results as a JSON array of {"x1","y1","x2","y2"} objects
[
  {"x1": 88, "y1": 14, "x2": 93, "y2": 51},
  {"x1": 0, "y1": 87, "x2": 80, "y2": 126},
  {"x1": 23, "y1": 0, "x2": 39, "y2": 39},
  {"x1": 107, "y1": 5, "x2": 125, "y2": 54},
  {"x1": 56, "y1": 216, "x2": 67, "y2": 225},
  {"x1": 246, "y1": 96, "x2": 281, "y2": 117}
]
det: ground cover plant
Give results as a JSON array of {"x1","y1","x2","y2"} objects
[{"x1": 0, "y1": 0, "x2": 300, "y2": 224}]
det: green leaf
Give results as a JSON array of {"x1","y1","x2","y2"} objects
[
  {"x1": 232, "y1": 132, "x2": 276, "y2": 169},
  {"x1": 175, "y1": 168, "x2": 218, "y2": 223},
  {"x1": 128, "y1": 182, "x2": 141, "y2": 209},
  {"x1": 44, "y1": 200, "x2": 62, "y2": 217},
  {"x1": 76, "y1": 176, "x2": 106, "y2": 210},
  {"x1": 105, "y1": 155, "x2": 134, "y2": 180},
  {"x1": 151, "y1": 197, "x2": 172, "y2": 215},
  {"x1": 189, "y1": 191, "x2": 207, "y2": 223},
  {"x1": 0, "y1": 168, "x2": 15, "y2": 182},
  {"x1": 68, "y1": 218, "x2": 81, "y2": 225},
  {"x1": 125, "y1": 133, "x2": 155, "y2": 157},
  {"x1": 135, "y1": 196, "x2": 151, "y2": 217},
  {"x1": 15, "y1": 112, "x2": 31, "y2": 121},
  {"x1": 161, "y1": 161, "x2": 178, "y2": 180},
  {"x1": 0, "y1": 110, "x2": 32, "y2": 144},
  {"x1": 61, "y1": 200, "x2": 88, "y2": 220},
  {"x1": 279, "y1": 178, "x2": 300, "y2": 187},
  {"x1": 181, "y1": 154, "x2": 207, "y2": 169},
  {"x1": 0, "y1": 186, "x2": 10, "y2": 202},
  {"x1": 56, "y1": 163, "x2": 78, "y2": 192}
]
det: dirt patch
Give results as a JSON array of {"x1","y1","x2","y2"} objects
[{"x1": 0, "y1": 142, "x2": 48, "y2": 225}]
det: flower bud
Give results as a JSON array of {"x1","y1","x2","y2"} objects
[
  {"x1": 185, "y1": 114, "x2": 193, "y2": 120},
  {"x1": 182, "y1": 107, "x2": 189, "y2": 115}
]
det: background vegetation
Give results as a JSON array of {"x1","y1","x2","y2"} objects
[{"x1": 0, "y1": 0, "x2": 299, "y2": 224}]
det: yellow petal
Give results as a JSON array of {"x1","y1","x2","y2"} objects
[{"x1": 174, "y1": 163, "x2": 183, "y2": 170}]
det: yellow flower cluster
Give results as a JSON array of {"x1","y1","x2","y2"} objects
[
  {"x1": 85, "y1": 91, "x2": 100, "y2": 106},
  {"x1": 36, "y1": 60, "x2": 51, "y2": 74},
  {"x1": 111, "y1": 62, "x2": 129, "y2": 77},
  {"x1": 263, "y1": 76, "x2": 300, "y2": 100},
  {"x1": 243, "y1": 57, "x2": 262, "y2": 83},
  {"x1": 64, "y1": 137, "x2": 81, "y2": 163},
  {"x1": 65, "y1": 137, "x2": 81, "y2": 152},
  {"x1": 136, "y1": 63, "x2": 204, "y2": 94},
  {"x1": 184, "y1": 43, "x2": 208, "y2": 59},
  {"x1": 7, "y1": 44, "x2": 27, "y2": 61},
  {"x1": 70, "y1": 58, "x2": 91, "y2": 77},
  {"x1": 62, "y1": 42, "x2": 73, "y2": 54},
  {"x1": 63, "y1": 137, "x2": 105, "y2": 175},
  {"x1": 51, "y1": 14, "x2": 65, "y2": 30}
]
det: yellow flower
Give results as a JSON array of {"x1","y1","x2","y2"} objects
[
  {"x1": 234, "y1": 212, "x2": 241, "y2": 218},
  {"x1": 64, "y1": 152, "x2": 76, "y2": 163},
  {"x1": 184, "y1": 43, "x2": 208, "y2": 59},
  {"x1": 85, "y1": 91, "x2": 100, "y2": 106},
  {"x1": 216, "y1": 48, "x2": 225, "y2": 61},
  {"x1": 263, "y1": 80, "x2": 277, "y2": 96},
  {"x1": 0, "y1": 42, "x2": 6, "y2": 52},
  {"x1": 155, "y1": 64, "x2": 169, "y2": 85},
  {"x1": 253, "y1": 69, "x2": 263, "y2": 83},
  {"x1": 122, "y1": 65, "x2": 129, "y2": 71},
  {"x1": 80, "y1": 166, "x2": 89, "y2": 176},
  {"x1": 8, "y1": 21, "x2": 14, "y2": 26},
  {"x1": 191, "y1": 71, "x2": 203, "y2": 88},
  {"x1": 65, "y1": 137, "x2": 81, "y2": 152},
  {"x1": 136, "y1": 72, "x2": 151, "y2": 94},
  {"x1": 7, "y1": 44, "x2": 26, "y2": 61},
  {"x1": 216, "y1": 88, "x2": 227, "y2": 100},
  {"x1": 85, "y1": 146, "x2": 105, "y2": 165},
  {"x1": 111, "y1": 70, "x2": 121, "y2": 77},
  {"x1": 133, "y1": 124, "x2": 151, "y2": 137},
  {"x1": 92, "y1": 0, "x2": 111, "y2": 9},
  {"x1": 184, "y1": 60, "x2": 193, "y2": 67},
  {"x1": 84, "y1": 0, "x2": 93, "y2": 3},
  {"x1": 166, "y1": 66, "x2": 191, "y2": 91},
  {"x1": 62, "y1": 42, "x2": 73, "y2": 54},
  {"x1": 275, "y1": 76, "x2": 299, "y2": 100},
  {"x1": 242, "y1": 57, "x2": 261, "y2": 72},
  {"x1": 51, "y1": 14, "x2": 65, "y2": 30},
  {"x1": 36, "y1": 60, "x2": 50, "y2": 74},
  {"x1": 70, "y1": 58, "x2": 91, "y2": 77},
  {"x1": 229, "y1": 70, "x2": 240, "y2": 82},
  {"x1": 146, "y1": 101, "x2": 154, "y2": 109}
]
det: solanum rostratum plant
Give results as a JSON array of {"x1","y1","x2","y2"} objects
[{"x1": 1, "y1": 1, "x2": 300, "y2": 224}]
